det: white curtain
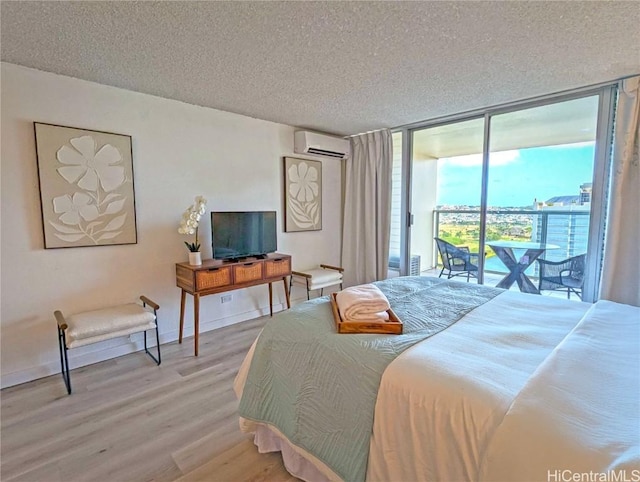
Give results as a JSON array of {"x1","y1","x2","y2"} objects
[
  {"x1": 341, "y1": 129, "x2": 393, "y2": 286},
  {"x1": 599, "y1": 76, "x2": 640, "y2": 306}
]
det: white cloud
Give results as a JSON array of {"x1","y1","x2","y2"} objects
[
  {"x1": 442, "y1": 150, "x2": 520, "y2": 167},
  {"x1": 547, "y1": 141, "x2": 595, "y2": 150}
]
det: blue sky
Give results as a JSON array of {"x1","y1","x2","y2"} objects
[{"x1": 436, "y1": 142, "x2": 596, "y2": 207}]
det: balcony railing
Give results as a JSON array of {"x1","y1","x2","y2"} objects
[{"x1": 433, "y1": 208, "x2": 590, "y2": 275}]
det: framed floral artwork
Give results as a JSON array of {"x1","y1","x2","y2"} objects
[
  {"x1": 34, "y1": 122, "x2": 137, "y2": 248},
  {"x1": 283, "y1": 157, "x2": 322, "y2": 232}
]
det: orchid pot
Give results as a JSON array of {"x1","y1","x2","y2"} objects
[{"x1": 188, "y1": 251, "x2": 202, "y2": 266}]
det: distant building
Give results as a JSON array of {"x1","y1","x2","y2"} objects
[
  {"x1": 580, "y1": 182, "x2": 592, "y2": 204},
  {"x1": 542, "y1": 182, "x2": 592, "y2": 207},
  {"x1": 531, "y1": 183, "x2": 591, "y2": 261}
]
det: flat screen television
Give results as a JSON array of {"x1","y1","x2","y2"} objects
[{"x1": 211, "y1": 211, "x2": 277, "y2": 260}]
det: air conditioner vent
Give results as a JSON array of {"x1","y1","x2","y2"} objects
[
  {"x1": 306, "y1": 147, "x2": 346, "y2": 158},
  {"x1": 294, "y1": 131, "x2": 350, "y2": 159}
]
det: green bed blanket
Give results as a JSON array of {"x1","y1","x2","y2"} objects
[{"x1": 238, "y1": 276, "x2": 502, "y2": 482}]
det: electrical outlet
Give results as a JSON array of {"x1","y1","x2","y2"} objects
[{"x1": 221, "y1": 294, "x2": 232, "y2": 304}]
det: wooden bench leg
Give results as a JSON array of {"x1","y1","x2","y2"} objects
[
  {"x1": 142, "y1": 307, "x2": 162, "y2": 366},
  {"x1": 57, "y1": 326, "x2": 71, "y2": 395},
  {"x1": 143, "y1": 328, "x2": 161, "y2": 365}
]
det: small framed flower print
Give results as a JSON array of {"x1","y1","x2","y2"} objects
[
  {"x1": 283, "y1": 157, "x2": 322, "y2": 232},
  {"x1": 34, "y1": 122, "x2": 137, "y2": 248}
]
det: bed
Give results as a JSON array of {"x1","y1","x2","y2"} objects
[{"x1": 234, "y1": 276, "x2": 640, "y2": 482}]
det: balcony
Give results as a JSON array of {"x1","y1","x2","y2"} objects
[{"x1": 390, "y1": 207, "x2": 589, "y2": 298}]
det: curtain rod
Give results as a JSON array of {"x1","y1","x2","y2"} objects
[{"x1": 345, "y1": 127, "x2": 390, "y2": 138}]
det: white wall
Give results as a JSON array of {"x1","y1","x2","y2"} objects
[
  {"x1": 0, "y1": 63, "x2": 342, "y2": 388},
  {"x1": 410, "y1": 157, "x2": 438, "y2": 269}
]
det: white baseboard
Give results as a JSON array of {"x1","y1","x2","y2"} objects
[{"x1": 0, "y1": 302, "x2": 287, "y2": 389}]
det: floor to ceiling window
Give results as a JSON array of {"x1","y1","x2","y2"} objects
[
  {"x1": 410, "y1": 118, "x2": 484, "y2": 277},
  {"x1": 391, "y1": 86, "x2": 615, "y2": 302},
  {"x1": 483, "y1": 95, "x2": 599, "y2": 294}
]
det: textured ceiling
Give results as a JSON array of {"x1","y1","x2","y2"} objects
[{"x1": 1, "y1": 1, "x2": 639, "y2": 136}]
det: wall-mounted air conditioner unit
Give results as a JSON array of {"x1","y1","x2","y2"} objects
[{"x1": 294, "y1": 131, "x2": 351, "y2": 159}]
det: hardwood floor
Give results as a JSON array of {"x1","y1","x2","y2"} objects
[{"x1": 1, "y1": 316, "x2": 300, "y2": 482}]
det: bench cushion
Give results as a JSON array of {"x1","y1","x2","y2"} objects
[
  {"x1": 294, "y1": 268, "x2": 343, "y2": 290},
  {"x1": 66, "y1": 303, "x2": 156, "y2": 347},
  {"x1": 66, "y1": 323, "x2": 157, "y2": 349}
]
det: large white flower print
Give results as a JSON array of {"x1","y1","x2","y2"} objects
[
  {"x1": 57, "y1": 136, "x2": 125, "y2": 192},
  {"x1": 53, "y1": 192, "x2": 99, "y2": 225},
  {"x1": 287, "y1": 161, "x2": 320, "y2": 229},
  {"x1": 49, "y1": 134, "x2": 129, "y2": 245},
  {"x1": 288, "y1": 162, "x2": 318, "y2": 202}
]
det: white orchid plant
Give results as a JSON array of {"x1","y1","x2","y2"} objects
[{"x1": 178, "y1": 196, "x2": 207, "y2": 252}]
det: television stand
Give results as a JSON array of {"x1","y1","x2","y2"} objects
[{"x1": 175, "y1": 253, "x2": 292, "y2": 356}]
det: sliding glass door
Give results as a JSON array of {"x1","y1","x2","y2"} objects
[
  {"x1": 410, "y1": 118, "x2": 484, "y2": 278},
  {"x1": 392, "y1": 86, "x2": 615, "y2": 302},
  {"x1": 483, "y1": 95, "x2": 600, "y2": 294}
]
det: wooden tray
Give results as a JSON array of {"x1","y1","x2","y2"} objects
[{"x1": 330, "y1": 293, "x2": 403, "y2": 334}]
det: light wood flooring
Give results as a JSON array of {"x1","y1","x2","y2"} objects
[{"x1": 1, "y1": 316, "x2": 300, "y2": 482}]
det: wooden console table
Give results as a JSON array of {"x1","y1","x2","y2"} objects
[{"x1": 176, "y1": 253, "x2": 291, "y2": 356}]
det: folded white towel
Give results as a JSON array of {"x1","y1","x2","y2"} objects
[
  {"x1": 351, "y1": 311, "x2": 390, "y2": 323},
  {"x1": 336, "y1": 284, "x2": 391, "y2": 321}
]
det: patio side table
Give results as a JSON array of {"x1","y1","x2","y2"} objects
[{"x1": 487, "y1": 241, "x2": 559, "y2": 294}]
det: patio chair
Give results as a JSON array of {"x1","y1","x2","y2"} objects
[
  {"x1": 434, "y1": 238, "x2": 480, "y2": 282},
  {"x1": 537, "y1": 253, "x2": 586, "y2": 300}
]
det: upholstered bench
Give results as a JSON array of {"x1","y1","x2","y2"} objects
[
  {"x1": 55, "y1": 295, "x2": 161, "y2": 394},
  {"x1": 290, "y1": 264, "x2": 344, "y2": 300}
]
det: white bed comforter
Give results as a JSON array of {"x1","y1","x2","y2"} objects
[
  {"x1": 479, "y1": 300, "x2": 640, "y2": 482},
  {"x1": 366, "y1": 291, "x2": 592, "y2": 481},
  {"x1": 236, "y1": 291, "x2": 640, "y2": 482}
]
